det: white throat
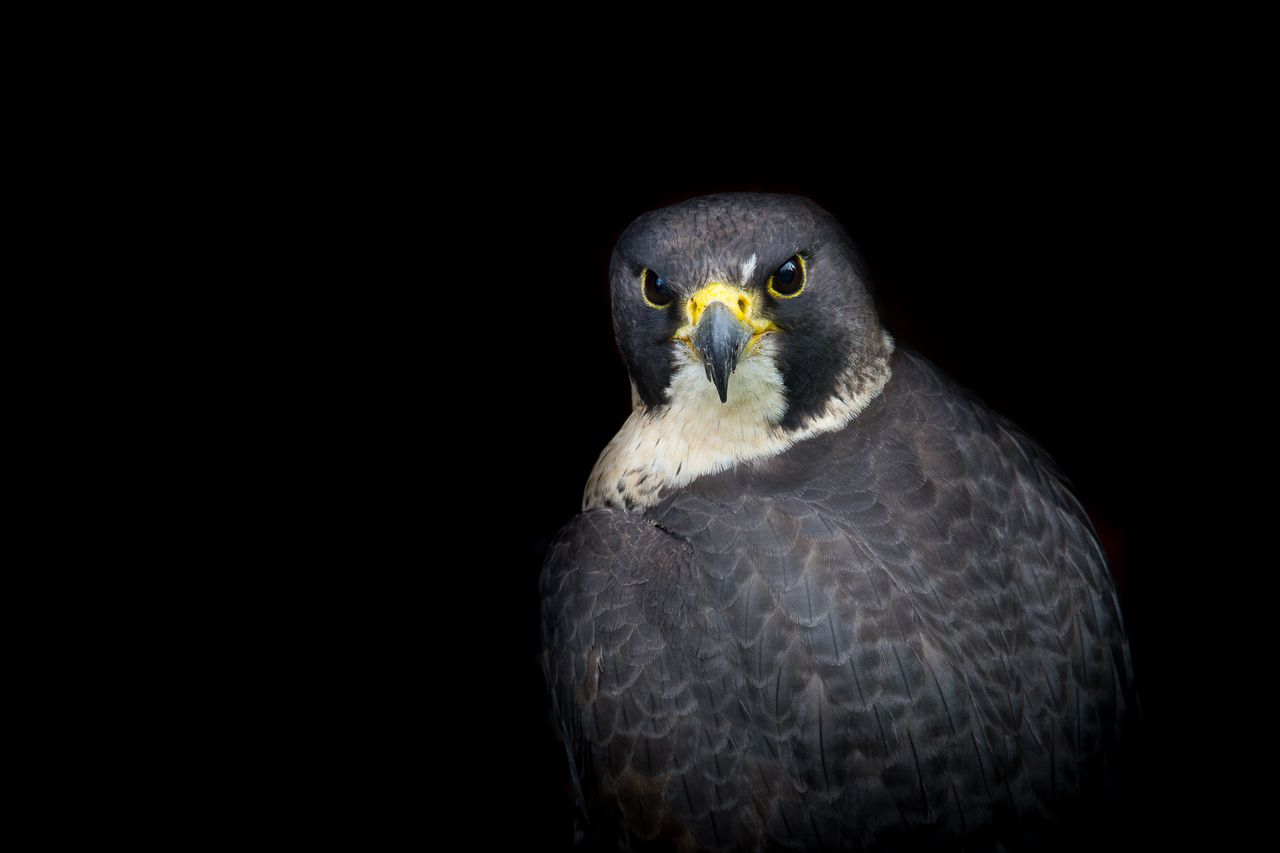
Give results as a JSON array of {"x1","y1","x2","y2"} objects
[{"x1": 583, "y1": 333, "x2": 894, "y2": 511}]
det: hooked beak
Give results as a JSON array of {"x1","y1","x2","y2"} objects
[
  {"x1": 676, "y1": 283, "x2": 777, "y2": 403},
  {"x1": 692, "y1": 302, "x2": 751, "y2": 403}
]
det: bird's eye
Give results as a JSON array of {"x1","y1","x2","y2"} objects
[
  {"x1": 767, "y1": 255, "x2": 807, "y2": 299},
  {"x1": 641, "y1": 268, "x2": 674, "y2": 308}
]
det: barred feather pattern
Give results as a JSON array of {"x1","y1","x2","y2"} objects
[{"x1": 540, "y1": 350, "x2": 1136, "y2": 851}]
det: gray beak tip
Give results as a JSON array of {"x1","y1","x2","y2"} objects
[{"x1": 691, "y1": 301, "x2": 752, "y2": 405}]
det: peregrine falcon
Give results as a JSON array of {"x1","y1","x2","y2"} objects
[{"x1": 540, "y1": 193, "x2": 1136, "y2": 851}]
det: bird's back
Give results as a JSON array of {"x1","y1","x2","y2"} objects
[{"x1": 541, "y1": 349, "x2": 1137, "y2": 851}]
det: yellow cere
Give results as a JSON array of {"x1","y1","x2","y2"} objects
[{"x1": 675, "y1": 282, "x2": 780, "y2": 355}]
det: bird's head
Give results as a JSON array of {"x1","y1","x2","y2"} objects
[
  {"x1": 609, "y1": 193, "x2": 892, "y2": 432},
  {"x1": 586, "y1": 193, "x2": 895, "y2": 510}
]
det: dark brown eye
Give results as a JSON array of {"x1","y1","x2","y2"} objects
[
  {"x1": 641, "y1": 268, "x2": 674, "y2": 308},
  {"x1": 767, "y1": 255, "x2": 806, "y2": 299}
]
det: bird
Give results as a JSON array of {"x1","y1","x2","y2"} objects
[{"x1": 539, "y1": 193, "x2": 1137, "y2": 851}]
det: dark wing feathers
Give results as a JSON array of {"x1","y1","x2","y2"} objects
[
  {"x1": 541, "y1": 351, "x2": 1136, "y2": 851},
  {"x1": 541, "y1": 510, "x2": 757, "y2": 850}
]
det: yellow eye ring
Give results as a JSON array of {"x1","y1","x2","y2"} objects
[
  {"x1": 640, "y1": 268, "x2": 674, "y2": 308},
  {"x1": 767, "y1": 254, "x2": 807, "y2": 299}
]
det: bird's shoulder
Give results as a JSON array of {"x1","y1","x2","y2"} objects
[{"x1": 539, "y1": 509, "x2": 702, "y2": 655}]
